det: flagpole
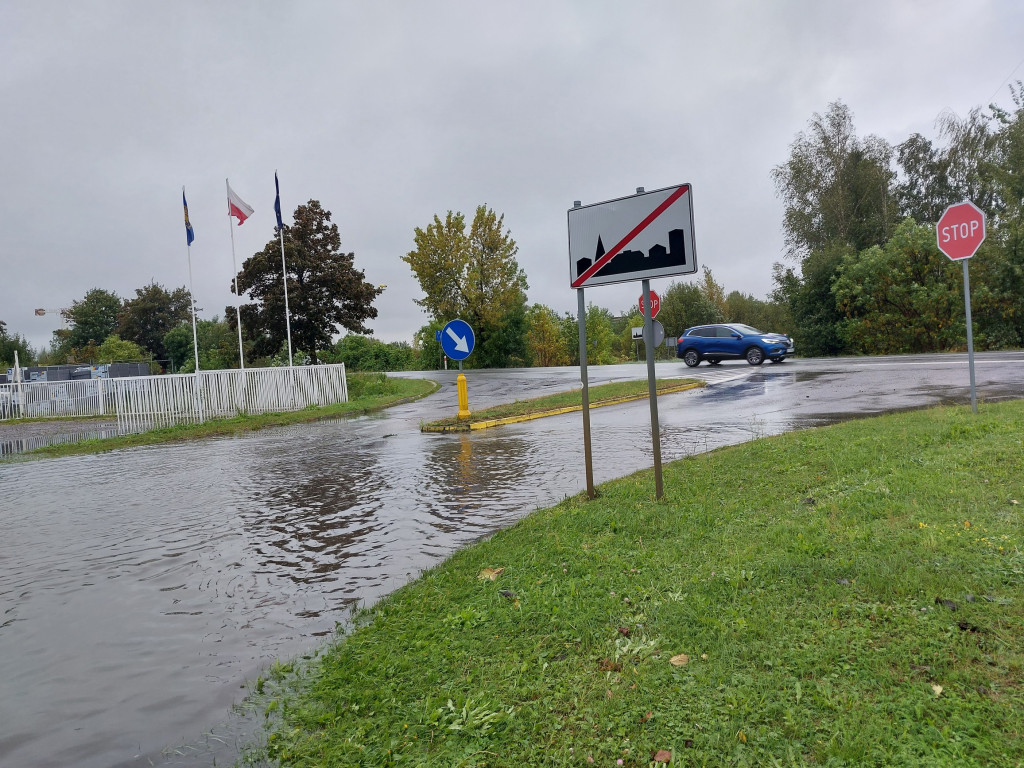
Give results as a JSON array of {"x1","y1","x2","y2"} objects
[
  {"x1": 276, "y1": 170, "x2": 294, "y2": 368},
  {"x1": 226, "y1": 179, "x2": 246, "y2": 371},
  {"x1": 183, "y1": 189, "x2": 201, "y2": 376},
  {"x1": 182, "y1": 187, "x2": 204, "y2": 423}
]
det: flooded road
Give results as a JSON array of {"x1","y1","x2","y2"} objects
[{"x1": 1, "y1": 354, "x2": 1022, "y2": 767}]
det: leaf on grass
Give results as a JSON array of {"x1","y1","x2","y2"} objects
[
  {"x1": 669, "y1": 653, "x2": 689, "y2": 667},
  {"x1": 737, "y1": 730, "x2": 747, "y2": 743},
  {"x1": 478, "y1": 568, "x2": 504, "y2": 581},
  {"x1": 652, "y1": 749, "x2": 672, "y2": 763},
  {"x1": 932, "y1": 684, "x2": 943, "y2": 697}
]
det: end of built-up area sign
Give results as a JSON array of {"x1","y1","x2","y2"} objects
[{"x1": 568, "y1": 184, "x2": 696, "y2": 288}]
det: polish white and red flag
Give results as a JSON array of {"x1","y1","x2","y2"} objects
[{"x1": 226, "y1": 181, "x2": 254, "y2": 225}]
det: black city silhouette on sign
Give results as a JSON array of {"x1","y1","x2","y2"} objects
[{"x1": 576, "y1": 228, "x2": 687, "y2": 281}]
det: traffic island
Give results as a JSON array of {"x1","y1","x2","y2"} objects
[{"x1": 420, "y1": 378, "x2": 704, "y2": 433}]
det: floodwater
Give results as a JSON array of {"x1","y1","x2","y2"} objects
[
  {"x1": 0, "y1": 421, "x2": 120, "y2": 456},
  {"x1": 1, "y1": 356, "x2": 1021, "y2": 767}
]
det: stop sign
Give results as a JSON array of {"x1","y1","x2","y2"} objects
[
  {"x1": 937, "y1": 201, "x2": 986, "y2": 260},
  {"x1": 639, "y1": 290, "x2": 660, "y2": 318}
]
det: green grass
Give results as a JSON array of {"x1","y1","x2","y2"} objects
[
  {"x1": 21, "y1": 374, "x2": 438, "y2": 459},
  {"x1": 423, "y1": 379, "x2": 702, "y2": 429},
  {"x1": 247, "y1": 400, "x2": 1024, "y2": 767}
]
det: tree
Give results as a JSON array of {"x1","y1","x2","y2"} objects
[
  {"x1": 117, "y1": 282, "x2": 192, "y2": 365},
  {"x1": 162, "y1": 316, "x2": 241, "y2": 373},
  {"x1": 0, "y1": 320, "x2": 34, "y2": 368},
  {"x1": 95, "y1": 334, "x2": 148, "y2": 364},
  {"x1": 477, "y1": 302, "x2": 529, "y2": 368},
  {"x1": 60, "y1": 288, "x2": 123, "y2": 354},
  {"x1": 559, "y1": 312, "x2": 581, "y2": 366},
  {"x1": 617, "y1": 310, "x2": 643, "y2": 362},
  {"x1": 771, "y1": 243, "x2": 852, "y2": 357},
  {"x1": 583, "y1": 304, "x2": 616, "y2": 365},
  {"x1": 657, "y1": 279, "x2": 723, "y2": 339},
  {"x1": 162, "y1": 325, "x2": 194, "y2": 373},
  {"x1": 772, "y1": 101, "x2": 897, "y2": 260},
  {"x1": 326, "y1": 334, "x2": 418, "y2": 371},
  {"x1": 403, "y1": 205, "x2": 529, "y2": 368},
  {"x1": 235, "y1": 200, "x2": 381, "y2": 365},
  {"x1": 832, "y1": 219, "x2": 963, "y2": 354},
  {"x1": 724, "y1": 291, "x2": 792, "y2": 333},
  {"x1": 697, "y1": 266, "x2": 727, "y2": 318},
  {"x1": 526, "y1": 304, "x2": 569, "y2": 367},
  {"x1": 414, "y1": 321, "x2": 446, "y2": 370}
]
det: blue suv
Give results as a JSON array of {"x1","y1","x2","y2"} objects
[{"x1": 677, "y1": 323, "x2": 794, "y2": 367}]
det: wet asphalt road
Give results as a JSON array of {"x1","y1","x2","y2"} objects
[{"x1": 1, "y1": 352, "x2": 1022, "y2": 768}]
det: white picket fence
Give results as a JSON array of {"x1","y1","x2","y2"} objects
[{"x1": 0, "y1": 364, "x2": 348, "y2": 434}]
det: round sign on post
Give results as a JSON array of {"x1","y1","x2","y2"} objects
[
  {"x1": 639, "y1": 290, "x2": 660, "y2": 318},
  {"x1": 937, "y1": 201, "x2": 986, "y2": 260},
  {"x1": 440, "y1": 319, "x2": 475, "y2": 361},
  {"x1": 644, "y1": 320, "x2": 665, "y2": 348}
]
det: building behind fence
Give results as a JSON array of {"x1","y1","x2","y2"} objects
[{"x1": 0, "y1": 364, "x2": 348, "y2": 433}]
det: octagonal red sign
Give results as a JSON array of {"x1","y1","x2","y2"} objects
[
  {"x1": 639, "y1": 290, "x2": 660, "y2": 318},
  {"x1": 937, "y1": 201, "x2": 986, "y2": 260}
]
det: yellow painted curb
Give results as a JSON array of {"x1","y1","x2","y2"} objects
[{"x1": 421, "y1": 381, "x2": 704, "y2": 433}]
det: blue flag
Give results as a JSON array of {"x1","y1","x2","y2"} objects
[
  {"x1": 183, "y1": 189, "x2": 195, "y2": 246},
  {"x1": 274, "y1": 172, "x2": 284, "y2": 230}
]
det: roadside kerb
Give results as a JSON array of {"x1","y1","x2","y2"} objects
[{"x1": 421, "y1": 381, "x2": 704, "y2": 433}]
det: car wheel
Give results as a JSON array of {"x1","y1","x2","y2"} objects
[
  {"x1": 682, "y1": 349, "x2": 701, "y2": 367},
  {"x1": 707, "y1": 358, "x2": 721, "y2": 365},
  {"x1": 745, "y1": 347, "x2": 765, "y2": 366}
]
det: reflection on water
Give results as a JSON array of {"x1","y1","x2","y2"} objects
[{"x1": 0, "y1": 425, "x2": 120, "y2": 455}]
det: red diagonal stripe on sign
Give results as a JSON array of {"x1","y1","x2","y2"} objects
[{"x1": 571, "y1": 184, "x2": 689, "y2": 288}]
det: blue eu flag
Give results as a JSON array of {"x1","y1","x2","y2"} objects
[
  {"x1": 274, "y1": 172, "x2": 284, "y2": 230},
  {"x1": 183, "y1": 190, "x2": 195, "y2": 246}
]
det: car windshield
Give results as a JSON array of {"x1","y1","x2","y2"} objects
[{"x1": 730, "y1": 324, "x2": 764, "y2": 335}]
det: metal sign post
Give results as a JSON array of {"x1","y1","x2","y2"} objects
[
  {"x1": 577, "y1": 287, "x2": 596, "y2": 499},
  {"x1": 642, "y1": 279, "x2": 664, "y2": 498},
  {"x1": 936, "y1": 200, "x2": 985, "y2": 414},
  {"x1": 568, "y1": 185, "x2": 696, "y2": 501},
  {"x1": 962, "y1": 260, "x2": 977, "y2": 413}
]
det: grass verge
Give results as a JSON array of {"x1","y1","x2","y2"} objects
[
  {"x1": 22, "y1": 374, "x2": 438, "y2": 459},
  {"x1": 250, "y1": 400, "x2": 1024, "y2": 767},
  {"x1": 422, "y1": 379, "x2": 703, "y2": 432}
]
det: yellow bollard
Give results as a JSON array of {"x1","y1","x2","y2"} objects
[{"x1": 457, "y1": 373, "x2": 471, "y2": 419}]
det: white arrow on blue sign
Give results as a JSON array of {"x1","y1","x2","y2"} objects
[{"x1": 440, "y1": 319, "x2": 475, "y2": 360}]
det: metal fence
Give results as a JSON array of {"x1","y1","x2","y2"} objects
[
  {"x1": 0, "y1": 364, "x2": 349, "y2": 434},
  {"x1": 0, "y1": 377, "x2": 111, "y2": 420}
]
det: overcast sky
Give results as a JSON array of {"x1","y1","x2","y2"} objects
[{"x1": 3, "y1": 1, "x2": 1023, "y2": 354}]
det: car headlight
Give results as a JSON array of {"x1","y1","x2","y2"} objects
[{"x1": 761, "y1": 338, "x2": 780, "y2": 344}]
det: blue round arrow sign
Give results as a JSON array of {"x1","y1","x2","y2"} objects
[{"x1": 440, "y1": 319, "x2": 475, "y2": 360}]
